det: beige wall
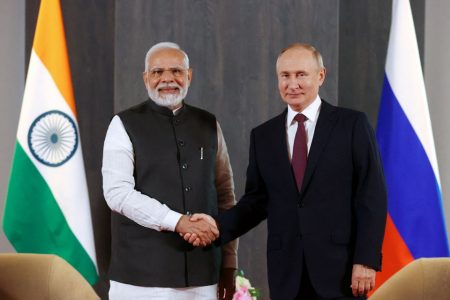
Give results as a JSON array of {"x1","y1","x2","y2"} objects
[
  {"x1": 425, "y1": 0, "x2": 450, "y2": 238},
  {"x1": 0, "y1": 0, "x2": 25, "y2": 252}
]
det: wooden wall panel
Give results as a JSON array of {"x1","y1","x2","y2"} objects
[
  {"x1": 114, "y1": 1, "x2": 339, "y2": 298},
  {"x1": 24, "y1": 1, "x2": 424, "y2": 299},
  {"x1": 338, "y1": 0, "x2": 425, "y2": 126}
]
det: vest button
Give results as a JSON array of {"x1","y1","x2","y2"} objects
[
  {"x1": 184, "y1": 186, "x2": 191, "y2": 192},
  {"x1": 182, "y1": 163, "x2": 188, "y2": 169},
  {"x1": 174, "y1": 119, "x2": 181, "y2": 125},
  {"x1": 178, "y1": 140, "x2": 185, "y2": 147}
]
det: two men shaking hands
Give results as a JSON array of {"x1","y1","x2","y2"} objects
[{"x1": 175, "y1": 213, "x2": 219, "y2": 247}]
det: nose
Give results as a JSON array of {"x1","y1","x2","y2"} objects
[
  {"x1": 287, "y1": 77, "x2": 301, "y2": 90},
  {"x1": 160, "y1": 70, "x2": 174, "y2": 82}
]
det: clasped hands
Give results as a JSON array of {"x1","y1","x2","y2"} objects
[{"x1": 175, "y1": 213, "x2": 218, "y2": 246}]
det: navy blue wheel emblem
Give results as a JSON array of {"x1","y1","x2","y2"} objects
[{"x1": 28, "y1": 110, "x2": 78, "y2": 167}]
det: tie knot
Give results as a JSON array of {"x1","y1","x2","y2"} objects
[{"x1": 294, "y1": 113, "x2": 307, "y2": 123}]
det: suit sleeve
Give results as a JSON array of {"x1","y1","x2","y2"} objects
[
  {"x1": 352, "y1": 113, "x2": 388, "y2": 270},
  {"x1": 218, "y1": 129, "x2": 268, "y2": 244}
]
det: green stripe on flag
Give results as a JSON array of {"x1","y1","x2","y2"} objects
[{"x1": 3, "y1": 142, "x2": 98, "y2": 285}]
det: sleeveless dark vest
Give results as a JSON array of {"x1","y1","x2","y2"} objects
[{"x1": 109, "y1": 99, "x2": 221, "y2": 287}]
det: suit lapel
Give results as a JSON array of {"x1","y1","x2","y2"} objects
[{"x1": 300, "y1": 100, "x2": 338, "y2": 196}]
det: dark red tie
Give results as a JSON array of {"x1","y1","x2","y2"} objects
[{"x1": 292, "y1": 114, "x2": 307, "y2": 191}]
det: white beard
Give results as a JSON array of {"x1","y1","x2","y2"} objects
[{"x1": 148, "y1": 83, "x2": 188, "y2": 108}]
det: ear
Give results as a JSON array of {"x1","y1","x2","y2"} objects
[
  {"x1": 142, "y1": 71, "x2": 148, "y2": 85},
  {"x1": 318, "y1": 68, "x2": 326, "y2": 86},
  {"x1": 187, "y1": 68, "x2": 193, "y2": 84}
]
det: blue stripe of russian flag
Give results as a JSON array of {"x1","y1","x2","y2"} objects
[{"x1": 376, "y1": 75, "x2": 449, "y2": 258}]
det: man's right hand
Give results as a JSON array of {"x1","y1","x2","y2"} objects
[
  {"x1": 175, "y1": 214, "x2": 219, "y2": 246},
  {"x1": 181, "y1": 213, "x2": 218, "y2": 247}
]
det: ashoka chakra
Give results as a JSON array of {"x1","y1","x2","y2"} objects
[{"x1": 27, "y1": 110, "x2": 78, "y2": 167}]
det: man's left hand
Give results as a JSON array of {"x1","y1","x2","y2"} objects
[
  {"x1": 350, "y1": 264, "x2": 376, "y2": 297},
  {"x1": 218, "y1": 268, "x2": 236, "y2": 300}
]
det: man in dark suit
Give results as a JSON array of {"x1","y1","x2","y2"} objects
[{"x1": 186, "y1": 43, "x2": 387, "y2": 300}]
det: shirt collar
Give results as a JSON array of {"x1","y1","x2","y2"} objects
[
  {"x1": 173, "y1": 105, "x2": 183, "y2": 115},
  {"x1": 286, "y1": 95, "x2": 322, "y2": 127}
]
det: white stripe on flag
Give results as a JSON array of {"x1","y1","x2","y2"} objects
[
  {"x1": 16, "y1": 50, "x2": 97, "y2": 266},
  {"x1": 385, "y1": 0, "x2": 440, "y2": 186}
]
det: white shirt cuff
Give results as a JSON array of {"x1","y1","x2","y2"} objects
[{"x1": 161, "y1": 209, "x2": 183, "y2": 232}]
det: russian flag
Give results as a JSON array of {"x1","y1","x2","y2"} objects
[{"x1": 375, "y1": 0, "x2": 450, "y2": 291}]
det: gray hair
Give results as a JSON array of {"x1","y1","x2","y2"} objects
[
  {"x1": 144, "y1": 42, "x2": 190, "y2": 71},
  {"x1": 276, "y1": 43, "x2": 324, "y2": 69}
]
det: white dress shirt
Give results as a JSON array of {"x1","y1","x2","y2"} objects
[
  {"x1": 286, "y1": 96, "x2": 322, "y2": 160},
  {"x1": 103, "y1": 115, "x2": 182, "y2": 232}
]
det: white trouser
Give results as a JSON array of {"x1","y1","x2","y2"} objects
[{"x1": 109, "y1": 280, "x2": 218, "y2": 300}]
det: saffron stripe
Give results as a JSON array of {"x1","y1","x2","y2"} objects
[{"x1": 33, "y1": 0, "x2": 76, "y2": 117}]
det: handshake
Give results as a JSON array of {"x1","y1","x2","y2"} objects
[{"x1": 175, "y1": 213, "x2": 219, "y2": 247}]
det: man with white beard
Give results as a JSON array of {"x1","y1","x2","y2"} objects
[{"x1": 102, "y1": 42, "x2": 238, "y2": 300}]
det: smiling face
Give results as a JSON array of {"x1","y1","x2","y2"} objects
[
  {"x1": 143, "y1": 48, "x2": 192, "y2": 110},
  {"x1": 276, "y1": 47, "x2": 326, "y2": 112}
]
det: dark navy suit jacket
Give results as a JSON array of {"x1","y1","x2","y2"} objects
[{"x1": 218, "y1": 100, "x2": 387, "y2": 300}]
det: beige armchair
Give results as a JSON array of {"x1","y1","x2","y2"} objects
[
  {"x1": 370, "y1": 257, "x2": 450, "y2": 300},
  {"x1": 0, "y1": 253, "x2": 100, "y2": 300}
]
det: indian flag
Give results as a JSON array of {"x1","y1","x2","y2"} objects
[{"x1": 2, "y1": 0, "x2": 98, "y2": 284}]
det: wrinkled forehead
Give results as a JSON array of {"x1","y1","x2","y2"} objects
[{"x1": 148, "y1": 48, "x2": 187, "y2": 69}]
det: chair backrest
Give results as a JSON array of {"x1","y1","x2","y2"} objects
[
  {"x1": 370, "y1": 257, "x2": 450, "y2": 300},
  {"x1": 0, "y1": 253, "x2": 100, "y2": 300}
]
